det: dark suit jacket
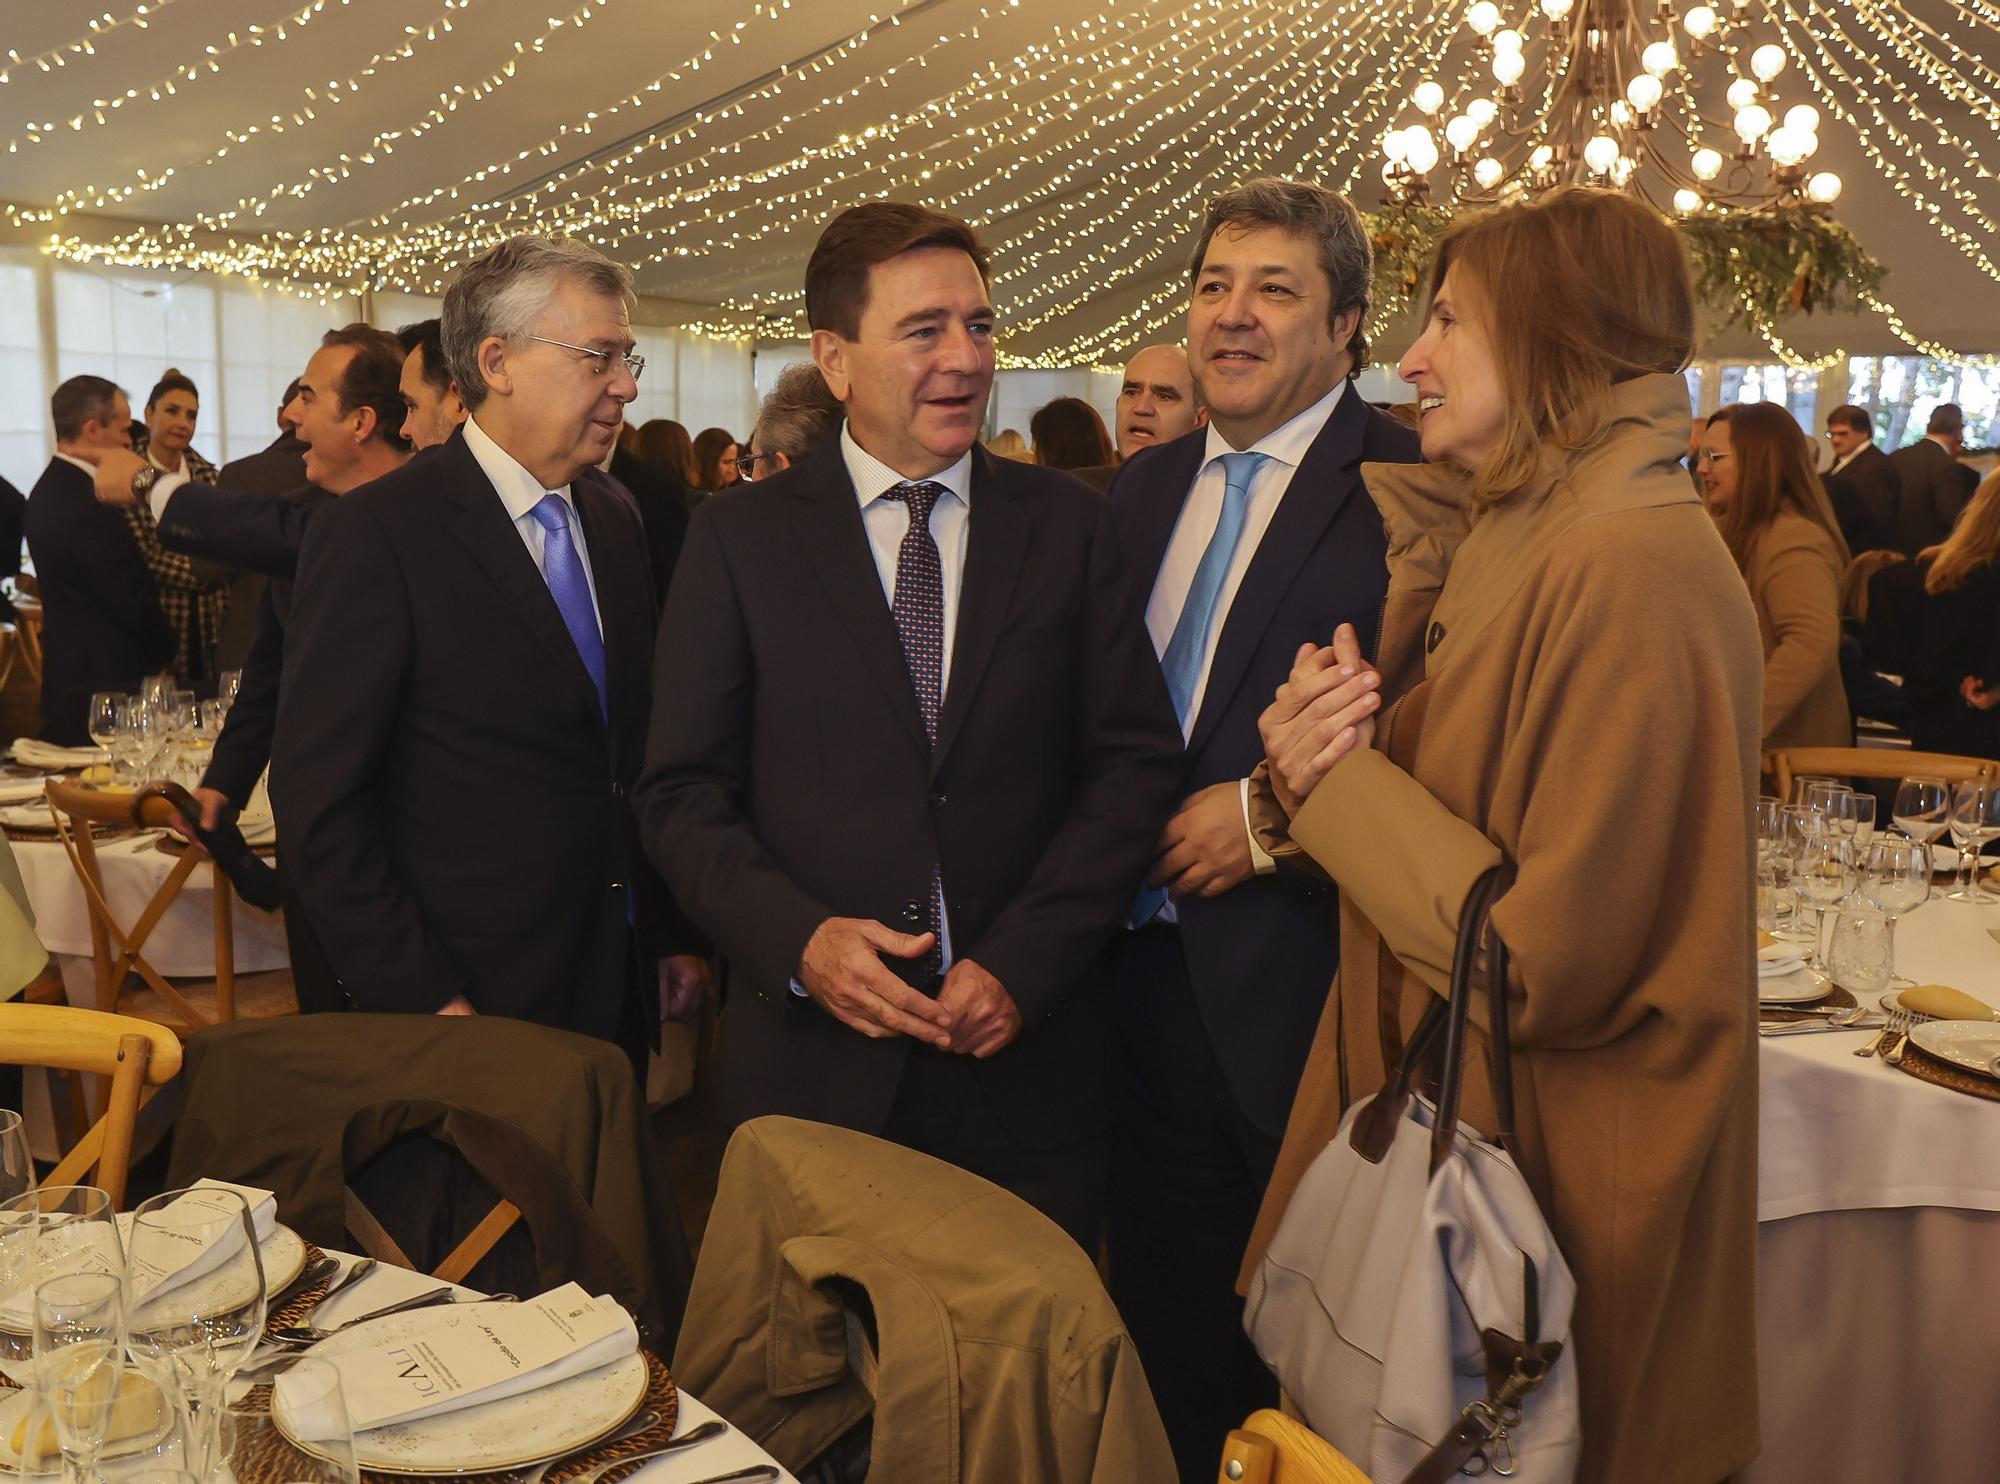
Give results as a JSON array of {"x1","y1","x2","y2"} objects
[
  {"x1": 635, "y1": 444, "x2": 1183, "y2": 1149},
  {"x1": 210, "y1": 435, "x2": 309, "y2": 671},
  {"x1": 22, "y1": 459, "x2": 175, "y2": 744},
  {"x1": 271, "y1": 429, "x2": 681, "y2": 1043},
  {"x1": 609, "y1": 447, "x2": 690, "y2": 604},
  {"x1": 0, "y1": 473, "x2": 25, "y2": 577},
  {"x1": 1106, "y1": 392, "x2": 1419, "y2": 1135},
  {"x1": 1825, "y1": 444, "x2": 1901, "y2": 555},
  {"x1": 1891, "y1": 438, "x2": 1979, "y2": 553}
]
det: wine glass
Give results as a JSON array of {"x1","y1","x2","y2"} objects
[
  {"x1": 244, "y1": 1357, "x2": 360, "y2": 1484},
  {"x1": 126, "y1": 1187, "x2": 267, "y2": 1480},
  {"x1": 138, "y1": 675, "x2": 175, "y2": 709},
  {"x1": 216, "y1": 671, "x2": 242, "y2": 714},
  {"x1": 0, "y1": 1187, "x2": 122, "y2": 1383},
  {"x1": 1, "y1": 1109, "x2": 29, "y2": 1206},
  {"x1": 1892, "y1": 775, "x2": 1951, "y2": 896},
  {"x1": 1754, "y1": 797, "x2": 1784, "y2": 932},
  {"x1": 1947, "y1": 779, "x2": 2000, "y2": 903},
  {"x1": 1789, "y1": 774, "x2": 1837, "y2": 807},
  {"x1": 1862, "y1": 834, "x2": 1930, "y2": 986},
  {"x1": 1775, "y1": 805, "x2": 1823, "y2": 941},
  {"x1": 1793, "y1": 830, "x2": 1856, "y2": 971},
  {"x1": 1842, "y1": 792, "x2": 1877, "y2": 849},
  {"x1": 1803, "y1": 780, "x2": 1851, "y2": 823},
  {"x1": 33, "y1": 1270, "x2": 127, "y2": 1484},
  {"x1": 85, "y1": 694, "x2": 125, "y2": 758}
]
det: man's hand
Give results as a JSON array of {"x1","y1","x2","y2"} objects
[
  {"x1": 166, "y1": 786, "x2": 233, "y2": 854},
  {"x1": 657, "y1": 954, "x2": 710, "y2": 1023},
  {"x1": 1149, "y1": 781, "x2": 1254, "y2": 900},
  {"x1": 436, "y1": 995, "x2": 478, "y2": 1016},
  {"x1": 798, "y1": 917, "x2": 954, "y2": 1048},
  {"x1": 1962, "y1": 675, "x2": 2000, "y2": 711},
  {"x1": 1258, "y1": 623, "x2": 1381, "y2": 818},
  {"x1": 89, "y1": 448, "x2": 147, "y2": 506},
  {"x1": 936, "y1": 958, "x2": 1022, "y2": 1059}
]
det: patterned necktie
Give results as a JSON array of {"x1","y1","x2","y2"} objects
[
  {"x1": 529, "y1": 492, "x2": 608, "y2": 722},
  {"x1": 882, "y1": 480, "x2": 948, "y2": 979},
  {"x1": 1132, "y1": 449, "x2": 1270, "y2": 927}
]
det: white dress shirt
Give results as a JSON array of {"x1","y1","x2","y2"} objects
[
  {"x1": 463, "y1": 413, "x2": 604, "y2": 636},
  {"x1": 1144, "y1": 380, "x2": 1349, "y2": 892},
  {"x1": 840, "y1": 422, "x2": 973, "y2": 693}
]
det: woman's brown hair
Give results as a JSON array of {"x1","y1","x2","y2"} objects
[
  {"x1": 1028, "y1": 396, "x2": 1114, "y2": 471},
  {"x1": 1921, "y1": 468, "x2": 2000, "y2": 593},
  {"x1": 1706, "y1": 402, "x2": 1851, "y2": 569},
  {"x1": 692, "y1": 426, "x2": 738, "y2": 491},
  {"x1": 1425, "y1": 187, "x2": 1695, "y2": 503},
  {"x1": 1840, "y1": 548, "x2": 1907, "y2": 623},
  {"x1": 636, "y1": 419, "x2": 699, "y2": 486}
]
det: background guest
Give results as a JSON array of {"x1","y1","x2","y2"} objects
[
  {"x1": 636, "y1": 418, "x2": 700, "y2": 492},
  {"x1": 1701, "y1": 401, "x2": 1852, "y2": 750},
  {"x1": 1903, "y1": 472, "x2": 2000, "y2": 757},
  {"x1": 1823, "y1": 402, "x2": 1899, "y2": 554},
  {"x1": 1837, "y1": 550, "x2": 1912, "y2": 730},
  {"x1": 1029, "y1": 395, "x2": 1114, "y2": 474},
  {"x1": 691, "y1": 425, "x2": 740, "y2": 494},
  {"x1": 0, "y1": 472, "x2": 24, "y2": 622},
  {"x1": 738, "y1": 361, "x2": 844, "y2": 481},
  {"x1": 133, "y1": 369, "x2": 217, "y2": 483},
  {"x1": 23, "y1": 376, "x2": 173, "y2": 743},
  {"x1": 210, "y1": 381, "x2": 310, "y2": 670},
  {"x1": 126, "y1": 369, "x2": 230, "y2": 682},
  {"x1": 605, "y1": 418, "x2": 689, "y2": 604},
  {"x1": 982, "y1": 427, "x2": 1030, "y2": 460},
  {"x1": 396, "y1": 317, "x2": 466, "y2": 452},
  {"x1": 1112, "y1": 344, "x2": 1206, "y2": 459},
  {"x1": 1893, "y1": 401, "x2": 1980, "y2": 552}
]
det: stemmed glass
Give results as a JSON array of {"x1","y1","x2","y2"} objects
[
  {"x1": 33, "y1": 1271, "x2": 127, "y2": 1484},
  {"x1": 0, "y1": 1188, "x2": 123, "y2": 1482},
  {"x1": 85, "y1": 693, "x2": 126, "y2": 762},
  {"x1": 1946, "y1": 779, "x2": 2000, "y2": 903},
  {"x1": 1, "y1": 1110, "x2": 30, "y2": 1206},
  {"x1": 1754, "y1": 796, "x2": 1784, "y2": 933},
  {"x1": 1789, "y1": 774, "x2": 1838, "y2": 807},
  {"x1": 1775, "y1": 805, "x2": 1823, "y2": 942},
  {"x1": 216, "y1": 671, "x2": 242, "y2": 714},
  {"x1": 1840, "y1": 791, "x2": 1878, "y2": 849},
  {"x1": 1892, "y1": 775, "x2": 1951, "y2": 896},
  {"x1": 1861, "y1": 835, "x2": 1930, "y2": 987},
  {"x1": 1793, "y1": 830, "x2": 1857, "y2": 971},
  {"x1": 125, "y1": 1187, "x2": 267, "y2": 1481}
]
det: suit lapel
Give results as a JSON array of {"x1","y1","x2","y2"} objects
[
  {"x1": 444, "y1": 436, "x2": 606, "y2": 728},
  {"x1": 932, "y1": 447, "x2": 1028, "y2": 776},
  {"x1": 1187, "y1": 391, "x2": 1369, "y2": 755},
  {"x1": 790, "y1": 454, "x2": 932, "y2": 755},
  {"x1": 573, "y1": 473, "x2": 651, "y2": 739}
]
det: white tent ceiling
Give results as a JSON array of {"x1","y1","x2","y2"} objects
[{"x1": 2, "y1": 0, "x2": 1995, "y2": 364}]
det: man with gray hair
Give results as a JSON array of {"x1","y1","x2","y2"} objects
[
  {"x1": 271, "y1": 234, "x2": 705, "y2": 1057},
  {"x1": 1102, "y1": 176, "x2": 1421, "y2": 1479},
  {"x1": 737, "y1": 360, "x2": 844, "y2": 480}
]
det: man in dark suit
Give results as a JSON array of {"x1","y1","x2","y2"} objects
[
  {"x1": 637, "y1": 203, "x2": 1182, "y2": 1249},
  {"x1": 1893, "y1": 402, "x2": 1981, "y2": 552},
  {"x1": 1822, "y1": 402, "x2": 1901, "y2": 555},
  {"x1": 1103, "y1": 178, "x2": 1421, "y2": 1481},
  {"x1": 208, "y1": 383, "x2": 309, "y2": 671},
  {"x1": 23, "y1": 376, "x2": 174, "y2": 743},
  {"x1": 0, "y1": 471, "x2": 26, "y2": 620},
  {"x1": 271, "y1": 237, "x2": 704, "y2": 1056}
]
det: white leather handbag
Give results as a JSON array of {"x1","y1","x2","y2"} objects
[{"x1": 1243, "y1": 867, "x2": 1580, "y2": 1484}]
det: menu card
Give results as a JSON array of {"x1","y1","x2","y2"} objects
[{"x1": 277, "y1": 1284, "x2": 637, "y2": 1440}]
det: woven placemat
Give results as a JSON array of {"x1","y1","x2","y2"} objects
[
  {"x1": 1760, "y1": 985, "x2": 1857, "y2": 1024},
  {"x1": 226, "y1": 1351, "x2": 678, "y2": 1484},
  {"x1": 1894, "y1": 1041, "x2": 2000, "y2": 1103}
]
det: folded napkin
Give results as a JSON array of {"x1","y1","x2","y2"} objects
[
  {"x1": 1757, "y1": 942, "x2": 1807, "y2": 978},
  {"x1": 0, "y1": 803, "x2": 51, "y2": 828},
  {"x1": 9, "y1": 740, "x2": 106, "y2": 770},
  {"x1": 0, "y1": 777, "x2": 48, "y2": 804},
  {"x1": 119, "y1": 1179, "x2": 278, "y2": 1302},
  {"x1": 278, "y1": 1284, "x2": 637, "y2": 1440}
]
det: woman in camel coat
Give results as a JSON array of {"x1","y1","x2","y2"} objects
[{"x1": 1243, "y1": 190, "x2": 1764, "y2": 1484}]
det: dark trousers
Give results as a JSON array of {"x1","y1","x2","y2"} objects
[
  {"x1": 884, "y1": 1045, "x2": 1109, "y2": 1254},
  {"x1": 1106, "y1": 925, "x2": 1283, "y2": 1484}
]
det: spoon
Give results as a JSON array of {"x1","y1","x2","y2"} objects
[{"x1": 303, "y1": 1257, "x2": 377, "y2": 1322}]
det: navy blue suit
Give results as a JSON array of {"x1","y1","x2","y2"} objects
[{"x1": 1103, "y1": 388, "x2": 1418, "y2": 1482}]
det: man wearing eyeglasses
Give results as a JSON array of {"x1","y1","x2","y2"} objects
[{"x1": 271, "y1": 235, "x2": 705, "y2": 1064}]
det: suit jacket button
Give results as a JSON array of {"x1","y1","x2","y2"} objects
[
  {"x1": 611, "y1": 781, "x2": 626, "y2": 801},
  {"x1": 610, "y1": 881, "x2": 625, "y2": 893},
  {"x1": 1426, "y1": 620, "x2": 1446, "y2": 654},
  {"x1": 928, "y1": 791, "x2": 947, "y2": 809},
  {"x1": 902, "y1": 900, "x2": 922, "y2": 923}
]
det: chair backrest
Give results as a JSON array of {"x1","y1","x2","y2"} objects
[
  {"x1": 1766, "y1": 747, "x2": 1998, "y2": 803},
  {"x1": 0, "y1": 1003, "x2": 182, "y2": 1207},
  {"x1": 1218, "y1": 1410, "x2": 1370, "y2": 1484},
  {"x1": 44, "y1": 778, "x2": 237, "y2": 1029}
]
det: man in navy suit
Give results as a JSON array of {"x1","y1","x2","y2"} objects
[{"x1": 1104, "y1": 178, "x2": 1421, "y2": 1481}]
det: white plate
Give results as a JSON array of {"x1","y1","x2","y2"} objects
[
  {"x1": 1909, "y1": 1020, "x2": 2000, "y2": 1079},
  {"x1": 111, "y1": 1222, "x2": 306, "y2": 1309},
  {"x1": 278, "y1": 1307, "x2": 649, "y2": 1475},
  {"x1": 1758, "y1": 967, "x2": 1832, "y2": 1004}
]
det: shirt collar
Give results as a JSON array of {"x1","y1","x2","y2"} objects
[
  {"x1": 840, "y1": 422, "x2": 973, "y2": 511},
  {"x1": 464, "y1": 413, "x2": 572, "y2": 521},
  {"x1": 1200, "y1": 378, "x2": 1347, "y2": 476},
  {"x1": 53, "y1": 452, "x2": 96, "y2": 478}
]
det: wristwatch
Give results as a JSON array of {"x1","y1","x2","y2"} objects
[{"x1": 129, "y1": 464, "x2": 161, "y2": 502}]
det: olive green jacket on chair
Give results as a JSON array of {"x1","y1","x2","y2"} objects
[
  {"x1": 0, "y1": 835, "x2": 49, "y2": 1001},
  {"x1": 674, "y1": 1116, "x2": 1174, "y2": 1484}
]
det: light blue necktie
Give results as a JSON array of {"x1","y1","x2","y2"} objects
[
  {"x1": 529, "y1": 492, "x2": 608, "y2": 723},
  {"x1": 1133, "y1": 450, "x2": 1269, "y2": 926}
]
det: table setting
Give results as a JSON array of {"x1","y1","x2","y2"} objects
[{"x1": 0, "y1": 1168, "x2": 790, "y2": 1484}]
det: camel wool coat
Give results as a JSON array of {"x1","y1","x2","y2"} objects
[
  {"x1": 1239, "y1": 374, "x2": 1764, "y2": 1484},
  {"x1": 1740, "y1": 509, "x2": 1850, "y2": 751}
]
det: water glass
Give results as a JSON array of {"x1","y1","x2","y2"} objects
[
  {"x1": 33, "y1": 1270, "x2": 127, "y2": 1484},
  {"x1": 1862, "y1": 835, "x2": 1929, "y2": 986},
  {"x1": 1774, "y1": 805, "x2": 1823, "y2": 941},
  {"x1": 1789, "y1": 774, "x2": 1837, "y2": 807},
  {"x1": 1827, "y1": 909, "x2": 1894, "y2": 996},
  {"x1": 0, "y1": 1186, "x2": 122, "y2": 1388},
  {"x1": 138, "y1": 675, "x2": 175, "y2": 709},
  {"x1": 1842, "y1": 791, "x2": 1877, "y2": 847},
  {"x1": 0, "y1": 1110, "x2": 29, "y2": 1206},
  {"x1": 1793, "y1": 831, "x2": 1855, "y2": 970},
  {"x1": 216, "y1": 671, "x2": 243, "y2": 713},
  {"x1": 1946, "y1": 778, "x2": 2000, "y2": 903}
]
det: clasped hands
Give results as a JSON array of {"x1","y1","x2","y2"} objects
[
  {"x1": 1961, "y1": 675, "x2": 2000, "y2": 711},
  {"x1": 798, "y1": 917, "x2": 1020, "y2": 1058},
  {"x1": 1259, "y1": 621, "x2": 1383, "y2": 818}
]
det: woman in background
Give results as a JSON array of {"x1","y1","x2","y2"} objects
[
  {"x1": 636, "y1": 419, "x2": 700, "y2": 489},
  {"x1": 1905, "y1": 471, "x2": 2000, "y2": 758},
  {"x1": 692, "y1": 426, "x2": 741, "y2": 494},
  {"x1": 1028, "y1": 396, "x2": 1114, "y2": 472},
  {"x1": 128, "y1": 369, "x2": 229, "y2": 682}
]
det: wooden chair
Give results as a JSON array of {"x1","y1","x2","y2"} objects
[
  {"x1": 1766, "y1": 747, "x2": 1998, "y2": 803},
  {"x1": 0, "y1": 1002, "x2": 182, "y2": 1208},
  {"x1": 44, "y1": 777, "x2": 296, "y2": 1040},
  {"x1": 1218, "y1": 1410, "x2": 1370, "y2": 1484}
]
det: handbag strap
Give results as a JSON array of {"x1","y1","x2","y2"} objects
[{"x1": 1431, "y1": 864, "x2": 1514, "y2": 1173}]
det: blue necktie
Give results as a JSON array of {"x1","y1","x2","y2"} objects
[
  {"x1": 529, "y1": 493, "x2": 608, "y2": 723},
  {"x1": 1133, "y1": 450, "x2": 1269, "y2": 927}
]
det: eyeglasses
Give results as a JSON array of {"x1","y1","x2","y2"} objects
[
  {"x1": 733, "y1": 451, "x2": 782, "y2": 480},
  {"x1": 523, "y1": 334, "x2": 645, "y2": 382},
  {"x1": 1694, "y1": 449, "x2": 1731, "y2": 465}
]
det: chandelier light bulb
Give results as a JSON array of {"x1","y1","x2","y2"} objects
[
  {"x1": 1404, "y1": 129, "x2": 1441, "y2": 174},
  {"x1": 1530, "y1": 143, "x2": 1555, "y2": 170},
  {"x1": 1383, "y1": 127, "x2": 1412, "y2": 163},
  {"x1": 1641, "y1": 41, "x2": 1679, "y2": 77},
  {"x1": 1583, "y1": 133, "x2": 1619, "y2": 173},
  {"x1": 1540, "y1": 0, "x2": 1574, "y2": 17},
  {"x1": 1473, "y1": 156, "x2": 1505, "y2": 188},
  {"x1": 1626, "y1": 73, "x2": 1663, "y2": 112},
  {"x1": 1734, "y1": 104, "x2": 1772, "y2": 143},
  {"x1": 1806, "y1": 171, "x2": 1842, "y2": 204},
  {"x1": 1683, "y1": 4, "x2": 1717, "y2": 38},
  {"x1": 1466, "y1": 1, "x2": 1502, "y2": 36},
  {"x1": 1493, "y1": 28, "x2": 1525, "y2": 54},
  {"x1": 1750, "y1": 43, "x2": 1786, "y2": 82},
  {"x1": 1691, "y1": 146, "x2": 1724, "y2": 180},
  {"x1": 1674, "y1": 188, "x2": 1703, "y2": 214},
  {"x1": 1725, "y1": 77, "x2": 1759, "y2": 111},
  {"x1": 1467, "y1": 97, "x2": 1500, "y2": 126},
  {"x1": 1493, "y1": 49, "x2": 1527, "y2": 85},
  {"x1": 1612, "y1": 155, "x2": 1637, "y2": 186},
  {"x1": 1765, "y1": 125, "x2": 1807, "y2": 166},
  {"x1": 1413, "y1": 79, "x2": 1446, "y2": 114},
  {"x1": 1797, "y1": 129, "x2": 1819, "y2": 159},
  {"x1": 1445, "y1": 114, "x2": 1479, "y2": 152},
  {"x1": 1382, "y1": 160, "x2": 1402, "y2": 185},
  {"x1": 1784, "y1": 104, "x2": 1821, "y2": 135},
  {"x1": 1610, "y1": 99, "x2": 1634, "y2": 127}
]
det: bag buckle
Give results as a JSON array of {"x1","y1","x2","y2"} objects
[{"x1": 1452, "y1": 1399, "x2": 1520, "y2": 1477}]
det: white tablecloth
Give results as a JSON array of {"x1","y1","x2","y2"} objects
[{"x1": 11, "y1": 831, "x2": 289, "y2": 976}]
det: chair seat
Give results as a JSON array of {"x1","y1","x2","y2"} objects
[{"x1": 117, "y1": 971, "x2": 298, "y2": 1039}]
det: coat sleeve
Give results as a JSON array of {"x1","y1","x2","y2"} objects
[
  {"x1": 271, "y1": 499, "x2": 473, "y2": 1013},
  {"x1": 155, "y1": 482, "x2": 314, "y2": 579},
  {"x1": 76, "y1": 505, "x2": 176, "y2": 664},
  {"x1": 1754, "y1": 533, "x2": 1843, "y2": 741},
  {"x1": 958, "y1": 498, "x2": 1184, "y2": 1023},
  {"x1": 200, "y1": 584, "x2": 282, "y2": 807}
]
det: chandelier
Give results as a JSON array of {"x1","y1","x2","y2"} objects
[{"x1": 1377, "y1": 1, "x2": 1843, "y2": 220}]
